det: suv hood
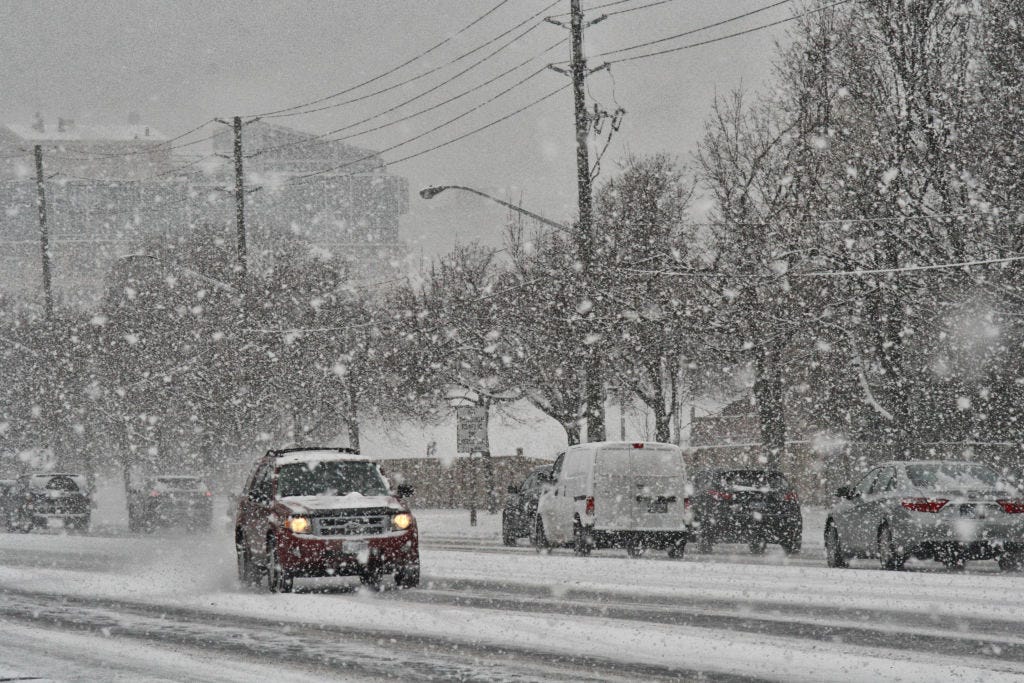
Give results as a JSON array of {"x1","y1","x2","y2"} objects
[{"x1": 279, "y1": 493, "x2": 403, "y2": 514}]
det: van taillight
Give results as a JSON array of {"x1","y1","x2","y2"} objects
[
  {"x1": 585, "y1": 496, "x2": 595, "y2": 516},
  {"x1": 684, "y1": 497, "x2": 691, "y2": 510}
]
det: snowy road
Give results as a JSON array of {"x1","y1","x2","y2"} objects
[{"x1": 1, "y1": 511, "x2": 1023, "y2": 681}]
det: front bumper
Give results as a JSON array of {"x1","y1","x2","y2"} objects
[{"x1": 277, "y1": 528, "x2": 419, "y2": 577}]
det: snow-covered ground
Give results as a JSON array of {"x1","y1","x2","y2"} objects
[{"x1": 1, "y1": 502, "x2": 1023, "y2": 681}]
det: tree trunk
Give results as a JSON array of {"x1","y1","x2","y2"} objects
[
  {"x1": 653, "y1": 397, "x2": 671, "y2": 443},
  {"x1": 753, "y1": 343, "x2": 786, "y2": 470},
  {"x1": 346, "y1": 384, "x2": 360, "y2": 453},
  {"x1": 564, "y1": 422, "x2": 581, "y2": 446}
]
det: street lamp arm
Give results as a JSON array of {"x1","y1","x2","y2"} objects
[{"x1": 419, "y1": 185, "x2": 571, "y2": 233}]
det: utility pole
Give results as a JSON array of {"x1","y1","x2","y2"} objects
[
  {"x1": 569, "y1": 0, "x2": 605, "y2": 441},
  {"x1": 34, "y1": 145, "x2": 53, "y2": 319},
  {"x1": 232, "y1": 116, "x2": 248, "y2": 277}
]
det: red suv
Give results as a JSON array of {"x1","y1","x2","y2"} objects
[{"x1": 234, "y1": 447, "x2": 419, "y2": 592}]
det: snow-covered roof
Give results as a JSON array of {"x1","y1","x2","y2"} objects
[
  {"x1": 274, "y1": 450, "x2": 372, "y2": 467},
  {"x1": 5, "y1": 123, "x2": 168, "y2": 142}
]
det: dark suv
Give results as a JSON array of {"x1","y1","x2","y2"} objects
[
  {"x1": 235, "y1": 447, "x2": 419, "y2": 593},
  {"x1": 10, "y1": 473, "x2": 91, "y2": 533},
  {"x1": 502, "y1": 465, "x2": 551, "y2": 546},
  {"x1": 128, "y1": 475, "x2": 213, "y2": 532},
  {"x1": 691, "y1": 468, "x2": 801, "y2": 555}
]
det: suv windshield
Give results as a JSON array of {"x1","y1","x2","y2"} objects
[
  {"x1": 276, "y1": 461, "x2": 388, "y2": 498},
  {"x1": 905, "y1": 463, "x2": 1009, "y2": 491}
]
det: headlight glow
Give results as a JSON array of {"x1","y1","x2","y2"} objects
[
  {"x1": 392, "y1": 513, "x2": 413, "y2": 530},
  {"x1": 286, "y1": 516, "x2": 311, "y2": 534}
]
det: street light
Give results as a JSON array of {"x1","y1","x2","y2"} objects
[{"x1": 419, "y1": 185, "x2": 571, "y2": 234}]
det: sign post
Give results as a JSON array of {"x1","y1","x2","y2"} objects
[{"x1": 456, "y1": 404, "x2": 490, "y2": 525}]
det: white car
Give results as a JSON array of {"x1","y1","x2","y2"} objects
[{"x1": 534, "y1": 441, "x2": 692, "y2": 557}]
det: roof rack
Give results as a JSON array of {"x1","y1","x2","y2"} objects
[{"x1": 266, "y1": 446, "x2": 360, "y2": 458}]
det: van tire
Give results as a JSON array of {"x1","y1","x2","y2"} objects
[
  {"x1": 532, "y1": 517, "x2": 550, "y2": 553},
  {"x1": 572, "y1": 522, "x2": 592, "y2": 557}
]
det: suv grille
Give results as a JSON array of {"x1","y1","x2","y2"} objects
[{"x1": 310, "y1": 508, "x2": 392, "y2": 536}]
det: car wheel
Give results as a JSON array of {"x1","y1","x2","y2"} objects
[
  {"x1": 532, "y1": 516, "x2": 550, "y2": 554},
  {"x1": 395, "y1": 561, "x2": 420, "y2": 589},
  {"x1": 697, "y1": 528, "x2": 713, "y2": 554},
  {"x1": 998, "y1": 551, "x2": 1023, "y2": 572},
  {"x1": 825, "y1": 521, "x2": 848, "y2": 568},
  {"x1": 572, "y1": 522, "x2": 592, "y2": 557},
  {"x1": 626, "y1": 540, "x2": 646, "y2": 558},
  {"x1": 236, "y1": 540, "x2": 259, "y2": 587},
  {"x1": 359, "y1": 569, "x2": 384, "y2": 591},
  {"x1": 781, "y1": 533, "x2": 802, "y2": 556},
  {"x1": 501, "y1": 513, "x2": 517, "y2": 547},
  {"x1": 748, "y1": 536, "x2": 767, "y2": 555},
  {"x1": 877, "y1": 524, "x2": 905, "y2": 570},
  {"x1": 667, "y1": 539, "x2": 686, "y2": 559},
  {"x1": 267, "y1": 542, "x2": 293, "y2": 593},
  {"x1": 938, "y1": 545, "x2": 966, "y2": 571}
]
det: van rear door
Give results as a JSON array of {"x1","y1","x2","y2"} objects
[
  {"x1": 630, "y1": 443, "x2": 688, "y2": 531},
  {"x1": 593, "y1": 446, "x2": 634, "y2": 531}
]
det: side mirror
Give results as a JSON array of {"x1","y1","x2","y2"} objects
[
  {"x1": 507, "y1": 484, "x2": 520, "y2": 494},
  {"x1": 835, "y1": 485, "x2": 856, "y2": 500},
  {"x1": 395, "y1": 484, "x2": 414, "y2": 499}
]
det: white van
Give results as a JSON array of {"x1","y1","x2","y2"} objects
[{"x1": 534, "y1": 441, "x2": 692, "y2": 557}]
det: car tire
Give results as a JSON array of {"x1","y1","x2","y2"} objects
[
  {"x1": 781, "y1": 532, "x2": 802, "y2": 556},
  {"x1": 697, "y1": 528, "x2": 713, "y2": 554},
  {"x1": 532, "y1": 516, "x2": 550, "y2": 554},
  {"x1": 748, "y1": 536, "x2": 767, "y2": 555},
  {"x1": 938, "y1": 545, "x2": 966, "y2": 571},
  {"x1": 236, "y1": 539, "x2": 259, "y2": 587},
  {"x1": 667, "y1": 539, "x2": 686, "y2": 559},
  {"x1": 626, "y1": 540, "x2": 646, "y2": 558},
  {"x1": 572, "y1": 522, "x2": 592, "y2": 557},
  {"x1": 998, "y1": 551, "x2": 1023, "y2": 572},
  {"x1": 825, "y1": 521, "x2": 848, "y2": 568},
  {"x1": 359, "y1": 569, "x2": 384, "y2": 591},
  {"x1": 877, "y1": 524, "x2": 905, "y2": 570},
  {"x1": 395, "y1": 561, "x2": 420, "y2": 589},
  {"x1": 501, "y1": 513, "x2": 517, "y2": 547},
  {"x1": 267, "y1": 542, "x2": 293, "y2": 593}
]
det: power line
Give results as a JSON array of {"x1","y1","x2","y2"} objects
[
  {"x1": 600, "y1": 0, "x2": 851, "y2": 66},
  {"x1": 286, "y1": 75, "x2": 567, "y2": 184},
  {"x1": 604, "y1": 0, "x2": 686, "y2": 18},
  {"x1": 249, "y1": 32, "x2": 565, "y2": 159},
  {"x1": 260, "y1": 0, "x2": 560, "y2": 120}
]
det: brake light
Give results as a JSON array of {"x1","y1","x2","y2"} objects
[
  {"x1": 584, "y1": 496, "x2": 595, "y2": 516},
  {"x1": 708, "y1": 490, "x2": 734, "y2": 501},
  {"x1": 631, "y1": 442, "x2": 644, "y2": 449},
  {"x1": 204, "y1": 491, "x2": 213, "y2": 497},
  {"x1": 901, "y1": 497, "x2": 948, "y2": 513},
  {"x1": 783, "y1": 491, "x2": 798, "y2": 503},
  {"x1": 684, "y1": 497, "x2": 691, "y2": 510},
  {"x1": 997, "y1": 499, "x2": 1024, "y2": 514},
  {"x1": 149, "y1": 490, "x2": 160, "y2": 497}
]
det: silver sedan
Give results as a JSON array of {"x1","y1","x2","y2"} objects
[{"x1": 825, "y1": 460, "x2": 1024, "y2": 571}]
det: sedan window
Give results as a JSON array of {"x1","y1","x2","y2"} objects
[
  {"x1": 855, "y1": 469, "x2": 879, "y2": 496},
  {"x1": 905, "y1": 463, "x2": 1010, "y2": 491}
]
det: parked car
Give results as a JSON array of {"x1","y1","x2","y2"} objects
[
  {"x1": 825, "y1": 460, "x2": 1024, "y2": 571},
  {"x1": 535, "y1": 441, "x2": 691, "y2": 557},
  {"x1": 691, "y1": 468, "x2": 802, "y2": 555},
  {"x1": 10, "y1": 472, "x2": 91, "y2": 533},
  {"x1": 502, "y1": 465, "x2": 551, "y2": 546},
  {"x1": 128, "y1": 475, "x2": 213, "y2": 532},
  {"x1": 234, "y1": 447, "x2": 419, "y2": 593},
  {"x1": 0, "y1": 479, "x2": 17, "y2": 530}
]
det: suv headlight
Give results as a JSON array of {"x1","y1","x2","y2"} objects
[
  {"x1": 392, "y1": 513, "x2": 413, "y2": 530},
  {"x1": 285, "y1": 516, "x2": 311, "y2": 534}
]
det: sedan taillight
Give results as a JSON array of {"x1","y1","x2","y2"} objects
[
  {"x1": 901, "y1": 498, "x2": 948, "y2": 513},
  {"x1": 708, "y1": 490, "x2": 734, "y2": 501},
  {"x1": 584, "y1": 496, "x2": 595, "y2": 516},
  {"x1": 996, "y1": 499, "x2": 1024, "y2": 514}
]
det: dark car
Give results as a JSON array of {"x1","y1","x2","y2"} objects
[
  {"x1": 10, "y1": 472, "x2": 91, "y2": 533},
  {"x1": 825, "y1": 460, "x2": 1024, "y2": 571},
  {"x1": 0, "y1": 479, "x2": 17, "y2": 530},
  {"x1": 691, "y1": 468, "x2": 801, "y2": 555},
  {"x1": 234, "y1": 447, "x2": 419, "y2": 593},
  {"x1": 502, "y1": 465, "x2": 551, "y2": 546},
  {"x1": 128, "y1": 475, "x2": 213, "y2": 532}
]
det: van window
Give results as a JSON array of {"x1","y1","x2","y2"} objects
[
  {"x1": 638, "y1": 448, "x2": 685, "y2": 476},
  {"x1": 595, "y1": 448, "x2": 632, "y2": 476},
  {"x1": 550, "y1": 453, "x2": 565, "y2": 482}
]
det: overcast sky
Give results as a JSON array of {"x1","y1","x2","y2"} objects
[{"x1": 0, "y1": 0, "x2": 790, "y2": 256}]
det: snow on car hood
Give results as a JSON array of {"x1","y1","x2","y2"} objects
[{"x1": 278, "y1": 493, "x2": 403, "y2": 513}]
